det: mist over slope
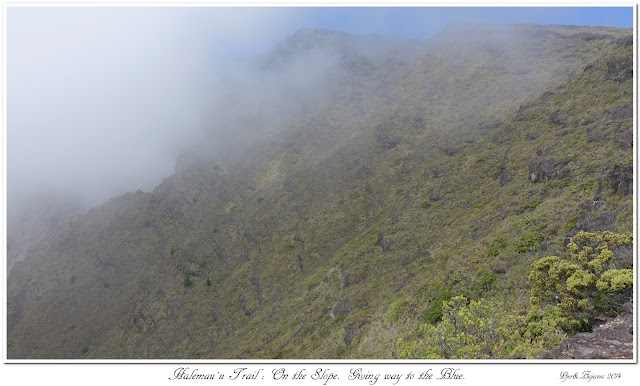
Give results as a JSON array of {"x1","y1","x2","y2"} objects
[{"x1": 7, "y1": 24, "x2": 633, "y2": 359}]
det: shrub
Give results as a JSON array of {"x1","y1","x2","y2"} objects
[
  {"x1": 520, "y1": 199, "x2": 541, "y2": 212},
  {"x1": 400, "y1": 231, "x2": 633, "y2": 359},
  {"x1": 548, "y1": 178, "x2": 571, "y2": 189},
  {"x1": 183, "y1": 275, "x2": 193, "y2": 288},
  {"x1": 493, "y1": 236, "x2": 507, "y2": 249},
  {"x1": 399, "y1": 296, "x2": 562, "y2": 359},
  {"x1": 596, "y1": 269, "x2": 633, "y2": 292},
  {"x1": 424, "y1": 289, "x2": 452, "y2": 324},
  {"x1": 515, "y1": 231, "x2": 545, "y2": 253},
  {"x1": 565, "y1": 215, "x2": 579, "y2": 230},
  {"x1": 529, "y1": 231, "x2": 633, "y2": 333},
  {"x1": 569, "y1": 178, "x2": 598, "y2": 195},
  {"x1": 387, "y1": 298, "x2": 410, "y2": 322},
  {"x1": 421, "y1": 200, "x2": 432, "y2": 209}
]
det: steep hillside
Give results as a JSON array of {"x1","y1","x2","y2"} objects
[{"x1": 7, "y1": 24, "x2": 633, "y2": 359}]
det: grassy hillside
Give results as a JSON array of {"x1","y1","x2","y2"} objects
[{"x1": 7, "y1": 24, "x2": 633, "y2": 359}]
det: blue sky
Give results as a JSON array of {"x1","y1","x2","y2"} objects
[
  {"x1": 156, "y1": 6, "x2": 631, "y2": 60},
  {"x1": 292, "y1": 7, "x2": 633, "y2": 40},
  {"x1": 190, "y1": 6, "x2": 634, "y2": 60}
]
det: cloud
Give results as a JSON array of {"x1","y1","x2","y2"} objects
[
  {"x1": 7, "y1": 7, "x2": 298, "y2": 207},
  {"x1": 10, "y1": 5, "x2": 629, "y2": 217}
]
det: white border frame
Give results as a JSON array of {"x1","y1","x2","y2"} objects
[{"x1": 1, "y1": 2, "x2": 637, "y2": 384}]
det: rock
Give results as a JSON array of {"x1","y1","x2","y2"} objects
[
  {"x1": 429, "y1": 166, "x2": 444, "y2": 178},
  {"x1": 438, "y1": 146, "x2": 460, "y2": 156},
  {"x1": 615, "y1": 35, "x2": 633, "y2": 47},
  {"x1": 586, "y1": 124, "x2": 605, "y2": 143},
  {"x1": 239, "y1": 294, "x2": 252, "y2": 317},
  {"x1": 515, "y1": 104, "x2": 528, "y2": 121},
  {"x1": 344, "y1": 321, "x2": 364, "y2": 347},
  {"x1": 573, "y1": 32, "x2": 612, "y2": 41},
  {"x1": 616, "y1": 132, "x2": 632, "y2": 150},
  {"x1": 528, "y1": 156, "x2": 558, "y2": 183},
  {"x1": 331, "y1": 297, "x2": 351, "y2": 319},
  {"x1": 574, "y1": 210, "x2": 617, "y2": 234},
  {"x1": 344, "y1": 269, "x2": 369, "y2": 287},
  {"x1": 377, "y1": 231, "x2": 392, "y2": 252},
  {"x1": 131, "y1": 301, "x2": 168, "y2": 334},
  {"x1": 250, "y1": 275, "x2": 263, "y2": 303},
  {"x1": 392, "y1": 209, "x2": 403, "y2": 224},
  {"x1": 602, "y1": 165, "x2": 633, "y2": 195},
  {"x1": 401, "y1": 251, "x2": 422, "y2": 266},
  {"x1": 429, "y1": 191, "x2": 442, "y2": 202},
  {"x1": 375, "y1": 123, "x2": 400, "y2": 150},
  {"x1": 296, "y1": 254, "x2": 304, "y2": 273},
  {"x1": 610, "y1": 243, "x2": 633, "y2": 267},
  {"x1": 537, "y1": 302, "x2": 633, "y2": 359},
  {"x1": 606, "y1": 104, "x2": 633, "y2": 121},
  {"x1": 607, "y1": 56, "x2": 633, "y2": 82},
  {"x1": 499, "y1": 157, "x2": 511, "y2": 186},
  {"x1": 549, "y1": 111, "x2": 568, "y2": 127}
]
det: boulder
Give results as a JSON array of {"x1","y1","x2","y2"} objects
[
  {"x1": 528, "y1": 156, "x2": 559, "y2": 183},
  {"x1": 602, "y1": 165, "x2": 633, "y2": 195}
]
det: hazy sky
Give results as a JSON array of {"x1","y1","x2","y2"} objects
[
  {"x1": 294, "y1": 7, "x2": 632, "y2": 40},
  {"x1": 6, "y1": 6, "x2": 633, "y2": 209}
]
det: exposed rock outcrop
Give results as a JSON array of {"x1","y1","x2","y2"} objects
[
  {"x1": 499, "y1": 156, "x2": 511, "y2": 186},
  {"x1": 344, "y1": 321, "x2": 364, "y2": 347},
  {"x1": 538, "y1": 302, "x2": 633, "y2": 359},
  {"x1": 602, "y1": 165, "x2": 633, "y2": 196},
  {"x1": 528, "y1": 156, "x2": 570, "y2": 183},
  {"x1": 548, "y1": 111, "x2": 568, "y2": 127}
]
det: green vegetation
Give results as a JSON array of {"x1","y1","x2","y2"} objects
[
  {"x1": 401, "y1": 231, "x2": 632, "y2": 358},
  {"x1": 570, "y1": 178, "x2": 598, "y2": 195},
  {"x1": 515, "y1": 231, "x2": 546, "y2": 253},
  {"x1": 399, "y1": 296, "x2": 562, "y2": 359},
  {"x1": 529, "y1": 231, "x2": 633, "y2": 332},
  {"x1": 519, "y1": 199, "x2": 541, "y2": 212},
  {"x1": 424, "y1": 289, "x2": 453, "y2": 324},
  {"x1": 6, "y1": 25, "x2": 632, "y2": 359},
  {"x1": 565, "y1": 215, "x2": 579, "y2": 230}
]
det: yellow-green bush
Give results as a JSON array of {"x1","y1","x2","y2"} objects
[
  {"x1": 398, "y1": 296, "x2": 562, "y2": 359},
  {"x1": 529, "y1": 231, "x2": 633, "y2": 332},
  {"x1": 399, "y1": 231, "x2": 632, "y2": 359}
]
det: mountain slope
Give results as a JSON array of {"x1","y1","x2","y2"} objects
[{"x1": 7, "y1": 24, "x2": 633, "y2": 359}]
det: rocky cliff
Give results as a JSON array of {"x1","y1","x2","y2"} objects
[{"x1": 538, "y1": 302, "x2": 633, "y2": 359}]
